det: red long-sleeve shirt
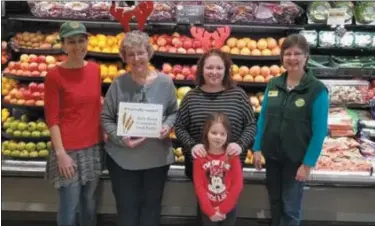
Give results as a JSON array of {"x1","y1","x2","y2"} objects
[
  {"x1": 193, "y1": 153, "x2": 243, "y2": 217},
  {"x1": 44, "y1": 61, "x2": 102, "y2": 151}
]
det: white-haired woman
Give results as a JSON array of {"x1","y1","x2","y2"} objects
[{"x1": 101, "y1": 30, "x2": 178, "y2": 226}]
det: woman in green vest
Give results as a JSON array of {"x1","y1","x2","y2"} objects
[{"x1": 252, "y1": 34, "x2": 329, "y2": 226}]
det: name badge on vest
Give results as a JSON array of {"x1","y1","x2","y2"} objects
[
  {"x1": 295, "y1": 98, "x2": 305, "y2": 107},
  {"x1": 268, "y1": 90, "x2": 278, "y2": 97}
]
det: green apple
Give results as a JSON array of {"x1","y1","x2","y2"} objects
[
  {"x1": 29, "y1": 151, "x2": 39, "y2": 158},
  {"x1": 18, "y1": 142, "x2": 26, "y2": 150},
  {"x1": 10, "y1": 121, "x2": 19, "y2": 130},
  {"x1": 20, "y1": 150, "x2": 29, "y2": 158},
  {"x1": 13, "y1": 130, "x2": 22, "y2": 137},
  {"x1": 3, "y1": 121, "x2": 11, "y2": 129},
  {"x1": 11, "y1": 150, "x2": 21, "y2": 157},
  {"x1": 37, "y1": 122, "x2": 47, "y2": 132},
  {"x1": 5, "y1": 128, "x2": 13, "y2": 135},
  {"x1": 2, "y1": 141, "x2": 9, "y2": 149},
  {"x1": 6, "y1": 117, "x2": 15, "y2": 122},
  {"x1": 36, "y1": 142, "x2": 47, "y2": 150},
  {"x1": 22, "y1": 130, "x2": 31, "y2": 137},
  {"x1": 8, "y1": 142, "x2": 18, "y2": 151},
  {"x1": 47, "y1": 141, "x2": 52, "y2": 150},
  {"x1": 25, "y1": 142, "x2": 36, "y2": 152},
  {"x1": 36, "y1": 118, "x2": 44, "y2": 123},
  {"x1": 38, "y1": 149, "x2": 49, "y2": 157},
  {"x1": 2, "y1": 149, "x2": 11, "y2": 156},
  {"x1": 42, "y1": 130, "x2": 50, "y2": 137},
  {"x1": 27, "y1": 122, "x2": 37, "y2": 131},
  {"x1": 17, "y1": 122, "x2": 27, "y2": 131},
  {"x1": 31, "y1": 131, "x2": 41, "y2": 138},
  {"x1": 21, "y1": 114, "x2": 29, "y2": 122}
]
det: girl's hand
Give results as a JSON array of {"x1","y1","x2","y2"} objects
[
  {"x1": 57, "y1": 152, "x2": 77, "y2": 179},
  {"x1": 296, "y1": 165, "x2": 311, "y2": 182},
  {"x1": 226, "y1": 142, "x2": 242, "y2": 156},
  {"x1": 210, "y1": 211, "x2": 226, "y2": 222},
  {"x1": 192, "y1": 144, "x2": 207, "y2": 158}
]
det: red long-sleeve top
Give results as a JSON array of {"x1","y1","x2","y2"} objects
[
  {"x1": 193, "y1": 153, "x2": 243, "y2": 217},
  {"x1": 44, "y1": 61, "x2": 102, "y2": 151}
]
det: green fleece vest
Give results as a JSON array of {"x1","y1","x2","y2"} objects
[{"x1": 261, "y1": 70, "x2": 327, "y2": 163}]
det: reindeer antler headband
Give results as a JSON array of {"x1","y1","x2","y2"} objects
[{"x1": 109, "y1": 1, "x2": 154, "y2": 32}]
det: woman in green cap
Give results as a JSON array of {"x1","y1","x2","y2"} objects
[{"x1": 44, "y1": 21, "x2": 102, "y2": 226}]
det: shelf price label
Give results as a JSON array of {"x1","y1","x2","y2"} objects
[
  {"x1": 327, "y1": 8, "x2": 346, "y2": 26},
  {"x1": 176, "y1": 4, "x2": 204, "y2": 25}
]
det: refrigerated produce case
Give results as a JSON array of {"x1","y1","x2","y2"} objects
[{"x1": 1, "y1": 1, "x2": 375, "y2": 224}]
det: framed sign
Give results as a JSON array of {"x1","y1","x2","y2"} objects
[{"x1": 117, "y1": 102, "x2": 163, "y2": 138}]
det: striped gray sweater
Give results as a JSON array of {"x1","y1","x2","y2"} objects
[{"x1": 175, "y1": 86, "x2": 257, "y2": 173}]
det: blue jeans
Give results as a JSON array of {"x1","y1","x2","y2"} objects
[
  {"x1": 266, "y1": 158, "x2": 304, "y2": 226},
  {"x1": 106, "y1": 155, "x2": 170, "y2": 226},
  {"x1": 57, "y1": 180, "x2": 99, "y2": 226}
]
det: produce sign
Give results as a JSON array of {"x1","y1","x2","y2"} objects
[{"x1": 176, "y1": 4, "x2": 204, "y2": 24}]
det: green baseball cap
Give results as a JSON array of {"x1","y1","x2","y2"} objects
[{"x1": 59, "y1": 21, "x2": 88, "y2": 39}]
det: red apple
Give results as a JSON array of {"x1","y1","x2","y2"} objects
[
  {"x1": 29, "y1": 54, "x2": 38, "y2": 63},
  {"x1": 196, "y1": 48, "x2": 204, "y2": 54},
  {"x1": 25, "y1": 99, "x2": 35, "y2": 106},
  {"x1": 22, "y1": 70, "x2": 31, "y2": 77},
  {"x1": 172, "y1": 65, "x2": 182, "y2": 74},
  {"x1": 29, "y1": 62, "x2": 38, "y2": 71},
  {"x1": 45, "y1": 55, "x2": 56, "y2": 64},
  {"x1": 177, "y1": 48, "x2": 187, "y2": 54},
  {"x1": 183, "y1": 40, "x2": 193, "y2": 49},
  {"x1": 32, "y1": 92, "x2": 41, "y2": 100},
  {"x1": 31, "y1": 71, "x2": 40, "y2": 77},
  {"x1": 22, "y1": 90, "x2": 32, "y2": 100},
  {"x1": 16, "y1": 99, "x2": 25, "y2": 105},
  {"x1": 187, "y1": 48, "x2": 196, "y2": 54},
  {"x1": 193, "y1": 40, "x2": 202, "y2": 49},
  {"x1": 156, "y1": 37, "x2": 167, "y2": 46},
  {"x1": 168, "y1": 73, "x2": 175, "y2": 80},
  {"x1": 37, "y1": 83, "x2": 44, "y2": 91},
  {"x1": 10, "y1": 99, "x2": 18, "y2": 104},
  {"x1": 15, "y1": 90, "x2": 24, "y2": 99},
  {"x1": 186, "y1": 75, "x2": 195, "y2": 80},
  {"x1": 191, "y1": 65, "x2": 198, "y2": 75},
  {"x1": 162, "y1": 63, "x2": 173, "y2": 74},
  {"x1": 166, "y1": 36, "x2": 172, "y2": 45},
  {"x1": 158, "y1": 46, "x2": 167, "y2": 52},
  {"x1": 21, "y1": 62, "x2": 29, "y2": 71},
  {"x1": 172, "y1": 38, "x2": 183, "y2": 48},
  {"x1": 175, "y1": 74, "x2": 185, "y2": 80},
  {"x1": 181, "y1": 66, "x2": 191, "y2": 76},
  {"x1": 3, "y1": 95, "x2": 11, "y2": 103},
  {"x1": 9, "y1": 88, "x2": 18, "y2": 98},
  {"x1": 38, "y1": 63, "x2": 48, "y2": 72},
  {"x1": 3, "y1": 68, "x2": 10, "y2": 73},
  {"x1": 16, "y1": 70, "x2": 23, "y2": 76},
  {"x1": 35, "y1": 100, "x2": 44, "y2": 106},
  {"x1": 8, "y1": 61, "x2": 16, "y2": 70},
  {"x1": 152, "y1": 34, "x2": 159, "y2": 43},
  {"x1": 10, "y1": 69, "x2": 17, "y2": 74},
  {"x1": 168, "y1": 47, "x2": 177, "y2": 53},
  {"x1": 29, "y1": 82, "x2": 39, "y2": 92},
  {"x1": 15, "y1": 62, "x2": 21, "y2": 70},
  {"x1": 37, "y1": 55, "x2": 46, "y2": 63},
  {"x1": 172, "y1": 32, "x2": 180, "y2": 38}
]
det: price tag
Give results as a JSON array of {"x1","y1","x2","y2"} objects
[
  {"x1": 176, "y1": 4, "x2": 204, "y2": 25},
  {"x1": 327, "y1": 8, "x2": 346, "y2": 26}
]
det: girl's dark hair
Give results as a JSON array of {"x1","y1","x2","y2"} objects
[
  {"x1": 280, "y1": 34, "x2": 310, "y2": 69},
  {"x1": 195, "y1": 49, "x2": 235, "y2": 89},
  {"x1": 202, "y1": 112, "x2": 231, "y2": 150}
]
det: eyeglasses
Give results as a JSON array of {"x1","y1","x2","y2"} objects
[{"x1": 283, "y1": 52, "x2": 305, "y2": 58}]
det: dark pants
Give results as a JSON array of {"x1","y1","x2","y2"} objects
[
  {"x1": 266, "y1": 158, "x2": 304, "y2": 226},
  {"x1": 106, "y1": 155, "x2": 170, "y2": 226},
  {"x1": 200, "y1": 207, "x2": 237, "y2": 226}
]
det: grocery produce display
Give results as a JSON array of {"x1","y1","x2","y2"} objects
[
  {"x1": 1, "y1": 1, "x2": 375, "y2": 177},
  {"x1": 2, "y1": 41, "x2": 10, "y2": 65},
  {"x1": 1, "y1": 140, "x2": 50, "y2": 159}
]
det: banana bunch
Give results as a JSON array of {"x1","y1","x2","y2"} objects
[{"x1": 2, "y1": 108, "x2": 10, "y2": 123}]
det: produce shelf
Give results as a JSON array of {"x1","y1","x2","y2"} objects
[
  {"x1": 2, "y1": 73, "x2": 45, "y2": 82},
  {"x1": 2, "y1": 102, "x2": 44, "y2": 112},
  {"x1": 305, "y1": 23, "x2": 375, "y2": 32},
  {"x1": 154, "y1": 52, "x2": 280, "y2": 61},
  {"x1": 87, "y1": 52, "x2": 120, "y2": 60},
  {"x1": 1, "y1": 131, "x2": 50, "y2": 142},
  {"x1": 16, "y1": 48, "x2": 63, "y2": 55},
  {"x1": 311, "y1": 47, "x2": 375, "y2": 57}
]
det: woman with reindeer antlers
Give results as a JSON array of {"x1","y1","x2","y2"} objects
[{"x1": 101, "y1": 4, "x2": 178, "y2": 224}]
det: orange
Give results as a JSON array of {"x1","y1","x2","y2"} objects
[
  {"x1": 226, "y1": 38, "x2": 238, "y2": 48},
  {"x1": 270, "y1": 65, "x2": 281, "y2": 76},
  {"x1": 260, "y1": 66, "x2": 270, "y2": 77},
  {"x1": 251, "y1": 49, "x2": 261, "y2": 56},
  {"x1": 267, "y1": 38, "x2": 278, "y2": 49},
  {"x1": 247, "y1": 40, "x2": 257, "y2": 50},
  {"x1": 239, "y1": 66, "x2": 249, "y2": 76},
  {"x1": 230, "y1": 47, "x2": 240, "y2": 55},
  {"x1": 249, "y1": 66, "x2": 261, "y2": 77},
  {"x1": 240, "y1": 47, "x2": 251, "y2": 55},
  {"x1": 257, "y1": 39, "x2": 268, "y2": 50},
  {"x1": 221, "y1": 45, "x2": 231, "y2": 53}
]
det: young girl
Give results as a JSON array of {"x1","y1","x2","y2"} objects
[{"x1": 193, "y1": 113, "x2": 244, "y2": 226}]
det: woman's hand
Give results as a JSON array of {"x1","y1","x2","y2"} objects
[
  {"x1": 253, "y1": 152, "x2": 263, "y2": 170},
  {"x1": 226, "y1": 142, "x2": 242, "y2": 156},
  {"x1": 159, "y1": 125, "x2": 171, "y2": 139},
  {"x1": 122, "y1": 137, "x2": 146, "y2": 148},
  {"x1": 57, "y1": 152, "x2": 77, "y2": 179},
  {"x1": 192, "y1": 144, "x2": 207, "y2": 158},
  {"x1": 296, "y1": 165, "x2": 311, "y2": 182}
]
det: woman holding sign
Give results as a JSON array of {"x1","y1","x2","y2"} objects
[{"x1": 101, "y1": 30, "x2": 178, "y2": 226}]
